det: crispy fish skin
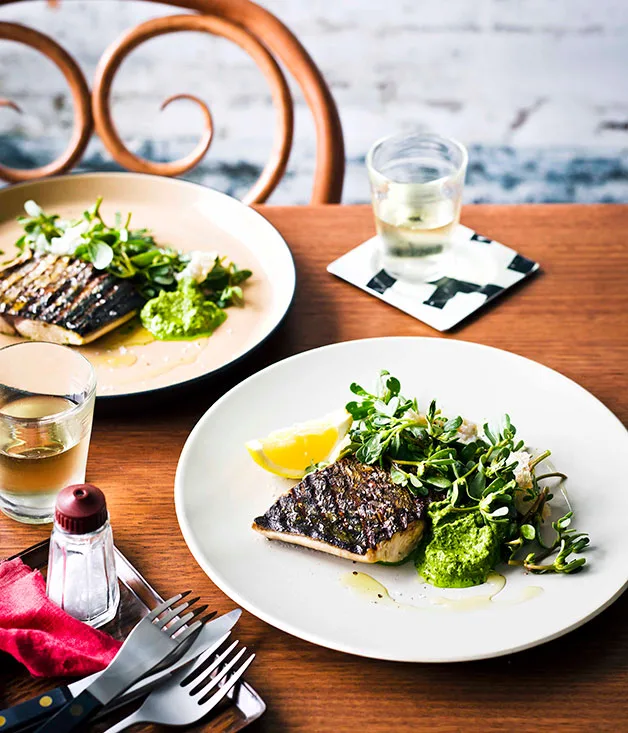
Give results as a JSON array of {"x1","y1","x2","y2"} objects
[
  {"x1": 252, "y1": 458, "x2": 430, "y2": 563},
  {"x1": 0, "y1": 251, "x2": 144, "y2": 345}
]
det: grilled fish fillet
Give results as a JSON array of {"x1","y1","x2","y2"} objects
[
  {"x1": 252, "y1": 458, "x2": 430, "y2": 564},
  {"x1": 0, "y1": 251, "x2": 144, "y2": 345}
]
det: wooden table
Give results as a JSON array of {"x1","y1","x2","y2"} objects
[{"x1": 2, "y1": 204, "x2": 627, "y2": 732}]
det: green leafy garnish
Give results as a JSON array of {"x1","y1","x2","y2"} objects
[
  {"x1": 342, "y1": 370, "x2": 589, "y2": 577},
  {"x1": 15, "y1": 197, "x2": 252, "y2": 306},
  {"x1": 507, "y1": 511, "x2": 590, "y2": 574}
]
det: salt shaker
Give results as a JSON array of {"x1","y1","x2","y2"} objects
[{"x1": 46, "y1": 483, "x2": 120, "y2": 628}]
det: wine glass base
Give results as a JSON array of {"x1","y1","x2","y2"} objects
[{"x1": 377, "y1": 249, "x2": 453, "y2": 284}]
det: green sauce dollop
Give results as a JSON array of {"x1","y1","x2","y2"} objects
[
  {"x1": 140, "y1": 279, "x2": 226, "y2": 340},
  {"x1": 415, "y1": 502, "x2": 506, "y2": 588}
]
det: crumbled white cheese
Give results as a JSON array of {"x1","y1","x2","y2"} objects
[
  {"x1": 456, "y1": 419, "x2": 477, "y2": 444},
  {"x1": 511, "y1": 450, "x2": 534, "y2": 490},
  {"x1": 175, "y1": 250, "x2": 219, "y2": 283},
  {"x1": 48, "y1": 220, "x2": 90, "y2": 256},
  {"x1": 32, "y1": 233, "x2": 49, "y2": 253}
]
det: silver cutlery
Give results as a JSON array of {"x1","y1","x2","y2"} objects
[
  {"x1": 33, "y1": 591, "x2": 205, "y2": 733},
  {"x1": 0, "y1": 608, "x2": 242, "y2": 733},
  {"x1": 103, "y1": 640, "x2": 255, "y2": 732}
]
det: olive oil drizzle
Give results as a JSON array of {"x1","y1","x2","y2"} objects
[{"x1": 341, "y1": 571, "x2": 543, "y2": 611}]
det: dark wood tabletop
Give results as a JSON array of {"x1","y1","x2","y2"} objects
[{"x1": 2, "y1": 204, "x2": 627, "y2": 732}]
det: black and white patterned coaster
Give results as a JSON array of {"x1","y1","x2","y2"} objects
[{"x1": 327, "y1": 225, "x2": 539, "y2": 331}]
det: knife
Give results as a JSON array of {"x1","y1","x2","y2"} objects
[
  {"x1": 0, "y1": 609, "x2": 241, "y2": 733},
  {"x1": 33, "y1": 590, "x2": 207, "y2": 733}
]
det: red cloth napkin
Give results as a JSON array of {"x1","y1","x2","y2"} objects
[{"x1": 0, "y1": 558, "x2": 121, "y2": 677}]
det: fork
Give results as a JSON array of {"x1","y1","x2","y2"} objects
[
  {"x1": 102, "y1": 640, "x2": 256, "y2": 731},
  {"x1": 34, "y1": 591, "x2": 208, "y2": 733}
]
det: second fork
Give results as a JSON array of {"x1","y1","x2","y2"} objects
[
  {"x1": 34, "y1": 591, "x2": 206, "y2": 733},
  {"x1": 103, "y1": 639, "x2": 256, "y2": 732}
]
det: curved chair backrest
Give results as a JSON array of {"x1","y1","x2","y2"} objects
[{"x1": 0, "y1": 0, "x2": 345, "y2": 203}]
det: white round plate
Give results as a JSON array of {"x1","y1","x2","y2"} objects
[
  {"x1": 175, "y1": 337, "x2": 628, "y2": 662},
  {"x1": 0, "y1": 173, "x2": 295, "y2": 398}
]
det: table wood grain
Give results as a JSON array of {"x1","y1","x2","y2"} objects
[{"x1": 1, "y1": 204, "x2": 627, "y2": 732}]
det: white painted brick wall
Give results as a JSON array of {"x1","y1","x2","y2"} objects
[{"x1": 1, "y1": 0, "x2": 626, "y2": 202}]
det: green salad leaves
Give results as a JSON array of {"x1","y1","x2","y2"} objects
[
  {"x1": 15, "y1": 197, "x2": 252, "y2": 304},
  {"x1": 343, "y1": 371, "x2": 589, "y2": 578}
]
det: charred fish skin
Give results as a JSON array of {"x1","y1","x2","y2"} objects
[
  {"x1": 0, "y1": 252, "x2": 144, "y2": 344},
  {"x1": 252, "y1": 458, "x2": 431, "y2": 562}
]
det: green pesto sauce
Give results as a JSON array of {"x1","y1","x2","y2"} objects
[
  {"x1": 140, "y1": 279, "x2": 226, "y2": 340},
  {"x1": 415, "y1": 502, "x2": 505, "y2": 588}
]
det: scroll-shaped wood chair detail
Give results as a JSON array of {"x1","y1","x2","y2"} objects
[
  {"x1": 93, "y1": 14, "x2": 293, "y2": 206},
  {"x1": 0, "y1": 21, "x2": 92, "y2": 182},
  {"x1": 0, "y1": 0, "x2": 345, "y2": 203}
]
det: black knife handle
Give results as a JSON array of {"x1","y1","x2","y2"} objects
[
  {"x1": 0, "y1": 686, "x2": 74, "y2": 733},
  {"x1": 32, "y1": 690, "x2": 101, "y2": 733}
]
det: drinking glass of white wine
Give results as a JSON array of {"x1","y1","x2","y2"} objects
[
  {"x1": 0, "y1": 342, "x2": 96, "y2": 524},
  {"x1": 367, "y1": 132, "x2": 468, "y2": 281}
]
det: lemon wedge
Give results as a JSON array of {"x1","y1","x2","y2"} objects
[{"x1": 246, "y1": 409, "x2": 353, "y2": 479}]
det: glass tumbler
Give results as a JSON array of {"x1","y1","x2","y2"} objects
[
  {"x1": 367, "y1": 132, "x2": 468, "y2": 281},
  {"x1": 0, "y1": 342, "x2": 96, "y2": 524}
]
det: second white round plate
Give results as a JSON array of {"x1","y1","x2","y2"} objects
[{"x1": 175, "y1": 337, "x2": 628, "y2": 662}]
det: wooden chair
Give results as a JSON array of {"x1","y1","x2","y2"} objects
[{"x1": 0, "y1": 0, "x2": 345, "y2": 203}]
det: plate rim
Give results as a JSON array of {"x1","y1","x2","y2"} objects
[
  {"x1": 175, "y1": 336, "x2": 628, "y2": 662},
  {"x1": 0, "y1": 171, "x2": 297, "y2": 400}
]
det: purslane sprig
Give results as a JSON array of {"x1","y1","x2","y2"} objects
[
  {"x1": 344, "y1": 370, "x2": 590, "y2": 576},
  {"x1": 15, "y1": 198, "x2": 252, "y2": 306},
  {"x1": 507, "y1": 512, "x2": 590, "y2": 574}
]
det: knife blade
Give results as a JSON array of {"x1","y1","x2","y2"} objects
[
  {"x1": 0, "y1": 609, "x2": 241, "y2": 733},
  {"x1": 34, "y1": 604, "x2": 239, "y2": 733}
]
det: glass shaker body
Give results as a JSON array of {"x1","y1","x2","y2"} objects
[{"x1": 47, "y1": 517, "x2": 120, "y2": 628}]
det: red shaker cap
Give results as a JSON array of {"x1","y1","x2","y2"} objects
[{"x1": 54, "y1": 484, "x2": 108, "y2": 534}]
